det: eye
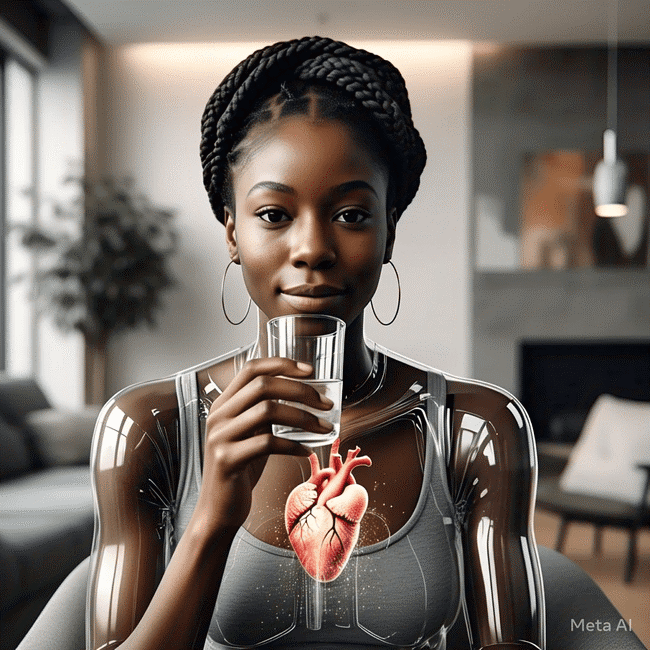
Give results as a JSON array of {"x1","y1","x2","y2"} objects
[
  {"x1": 334, "y1": 209, "x2": 370, "y2": 224},
  {"x1": 256, "y1": 208, "x2": 290, "y2": 224}
]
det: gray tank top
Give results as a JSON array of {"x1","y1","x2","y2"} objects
[{"x1": 172, "y1": 361, "x2": 462, "y2": 650}]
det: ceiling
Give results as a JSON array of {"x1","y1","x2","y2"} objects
[{"x1": 62, "y1": 0, "x2": 649, "y2": 46}]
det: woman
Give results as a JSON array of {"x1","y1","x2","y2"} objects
[{"x1": 86, "y1": 37, "x2": 544, "y2": 650}]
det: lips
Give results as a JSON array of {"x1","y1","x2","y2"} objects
[
  {"x1": 282, "y1": 284, "x2": 346, "y2": 297},
  {"x1": 280, "y1": 284, "x2": 347, "y2": 311}
]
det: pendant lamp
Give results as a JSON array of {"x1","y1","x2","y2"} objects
[{"x1": 593, "y1": 0, "x2": 628, "y2": 218}]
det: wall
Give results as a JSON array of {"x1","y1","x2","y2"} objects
[
  {"x1": 103, "y1": 40, "x2": 473, "y2": 396},
  {"x1": 472, "y1": 46, "x2": 650, "y2": 395}
]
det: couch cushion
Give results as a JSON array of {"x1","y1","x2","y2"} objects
[
  {"x1": 0, "y1": 466, "x2": 94, "y2": 607},
  {"x1": 0, "y1": 376, "x2": 52, "y2": 469},
  {"x1": 26, "y1": 406, "x2": 101, "y2": 466},
  {"x1": 0, "y1": 376, "x2": 51, "y2": 424},
  {"x1": 0, "y1": 417, "x2": 33, "y2": 480},
  {"x1": 0, "y1": 536, "x2": 21, "y2": 611}
]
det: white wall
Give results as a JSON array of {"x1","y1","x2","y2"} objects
[{"x1": 104, "y1": 41, "x2": 472, "y2": 396}]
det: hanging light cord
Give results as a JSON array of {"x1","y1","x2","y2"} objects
[{"x1": 606, "y1": 0, "x2": 618, "y2": 136}]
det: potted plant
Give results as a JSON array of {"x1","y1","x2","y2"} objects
[{"x1": 16, "y1": 172, "x2": 178, "y2": 403}]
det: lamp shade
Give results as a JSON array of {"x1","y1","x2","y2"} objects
[{"x1": 592, "y1": 130, "x2": 628, "y2": 217}]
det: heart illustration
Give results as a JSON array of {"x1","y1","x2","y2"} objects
[{"x1": 285, "y1": 439, "x2": 372, "y2": 582}]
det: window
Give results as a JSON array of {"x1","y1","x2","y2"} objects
[{"x1": 3, "y1": 55, "x2": 37, "y2": 373}]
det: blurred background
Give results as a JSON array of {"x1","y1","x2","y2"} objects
[{"x1": 0, "y1": 1, "x2": 648, "y2": 648}]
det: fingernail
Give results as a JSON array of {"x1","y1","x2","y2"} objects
[
  {"x1": 320, "y1": 396, "x2": 334, "y2": 408},
  {"x1": 317, "y1": 417, "x2": 334, "y2": 431},
  {"x1": 297, "y1": 362, "x2": 312, "y2": 372}
]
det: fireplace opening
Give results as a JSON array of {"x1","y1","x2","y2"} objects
[{"x1": 519, "y1": 340, "x2": 650, "y2": 443}]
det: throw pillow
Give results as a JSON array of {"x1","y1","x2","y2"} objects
[
  {"x1": 0, "y1": 416, "x2": 33, "y2": 480},
  {"x1": 26, "y1": 407, "x2": 102, "y2": 466}
]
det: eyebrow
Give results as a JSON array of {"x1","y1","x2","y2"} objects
[
  {"x1": 332, "y1": 180, "x2": 378, "y2": 199},
  {"x1": 247, "y1": 181, "x2": 294, "y2": 197},
  {"x1": 246, "y1": 179, "x2": 378, "y2": 199}
]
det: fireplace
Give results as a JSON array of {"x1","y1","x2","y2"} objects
[{"x1": 519, "y1": 340, "x2": 650, "y2": 442}]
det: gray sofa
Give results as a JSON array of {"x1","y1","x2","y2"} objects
[{"x1": 0, "y1": 376, "x2": 98, "y2": 650}]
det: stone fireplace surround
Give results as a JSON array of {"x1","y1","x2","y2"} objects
[{"x1": 472, "y1": 269, "x2": 650, "y2": 419}]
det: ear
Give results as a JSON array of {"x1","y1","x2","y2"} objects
[
  {"x1": 383, "y1": 208, "x2": 397, "y2": 263},
  {"x1": 224, "y1": 208, "x2": 240, "y2": 263}
]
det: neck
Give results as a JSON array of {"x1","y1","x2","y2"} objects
[{"x1": 254, "y1": 310, "x2": 374, "y2": 398}]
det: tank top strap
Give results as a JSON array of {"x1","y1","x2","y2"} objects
[
  {"x1": 426, "y1": 367, "x2": 449, "y2": 459},
  {"x1": 171, "y1": 368, "x2": 203, "y2": 564}
]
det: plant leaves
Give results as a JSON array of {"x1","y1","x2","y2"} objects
[{"x1": 15, "y1": 169, "x2": 179, "y2": 337}]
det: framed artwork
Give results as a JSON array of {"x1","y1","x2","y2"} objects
[{"x1": 519, "y1": 151, "x2": 648, "y2": 269}]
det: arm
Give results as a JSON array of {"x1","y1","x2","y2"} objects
[
  {"x1": 447, "y1": 379, "x2": 545, "y2": 650},
  {"x1": 87, "y1": 378, "x2": 234, "y2": 650},
  {"x1": 87, "y1": 358, "x2": 333, "y2": 650}
]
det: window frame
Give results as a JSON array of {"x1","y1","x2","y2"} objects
[{"x1": 0, "y1": 16, "x2": 45, "y2": 372}]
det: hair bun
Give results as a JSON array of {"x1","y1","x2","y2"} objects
[{"x1": 200, "y1": 36, "x2": 426, "y2": 223}]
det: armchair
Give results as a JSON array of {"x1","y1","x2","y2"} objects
[{"x1": 536, "y1": 394, "x2": 650, "y2": 582}]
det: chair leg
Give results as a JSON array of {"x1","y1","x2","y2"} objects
[
  {"x1": 624, "y1": 528, "x2": 637, "y2": 583},
  {"x1": 555, "y1": 518, "x2": 569, "y2": 552},
  {"x1": 593, "y1": 525, "x2": 603, "y2": 555}
]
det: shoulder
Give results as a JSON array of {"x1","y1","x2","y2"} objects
[
  {"x1": 446, "y1": 374, "x2": 531, "y2": 433},
  {"x1": 442, "y1": 374, "x2": 537, "y2": 483},
  {"x1": 376, "y1": 343, "x2": 531, "y2": 429},
  {"x1": 378, "y1": 344, "x2": 535, "y2": 459},
  {"x1": 89, "y1": 378, "x2": 184, "y2": 553},
  {"x1": 97, "y1": 375, "x2": 179, "y2": 442},
  {"x1": 90, "y1": 376, "x2": 180, "y2": 498}
]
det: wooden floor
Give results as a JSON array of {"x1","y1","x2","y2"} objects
[{"x1": 535, "y1": 508, "x2": 650, "y2": 649}]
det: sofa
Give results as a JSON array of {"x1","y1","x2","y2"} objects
[{"x1": 0, "y1": 375, "x2": 99, "y2": 650}]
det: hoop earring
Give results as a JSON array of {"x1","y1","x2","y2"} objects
[
  {"x1": 221, "y1": 260, "x2": 252, "y2": 325},
  {"x1": 371, "y1": 260, "x2": 401, "y2": 326}
]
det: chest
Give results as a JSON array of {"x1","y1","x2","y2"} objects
[{"x1": 243, "y1": 415, "x2": 428, "y2": 550}]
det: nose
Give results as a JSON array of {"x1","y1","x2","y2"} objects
[{"x1": 289, "y1": 215, "x2": 336, "y2": 270}]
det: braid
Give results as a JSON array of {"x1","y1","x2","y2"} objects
[{"x1": 200, "y1": 36, "x2": 426, "y2": 223}]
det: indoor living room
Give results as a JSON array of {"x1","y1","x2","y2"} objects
[{"x1": 0, "y1": 1, "x2": 648, "y2": 649}]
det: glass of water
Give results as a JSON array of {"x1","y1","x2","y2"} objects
[{"x1": 267, "y1": 314, "x2": 345, "y2": 447}]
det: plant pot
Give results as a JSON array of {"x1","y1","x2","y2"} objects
[{"x1": 84, "y1": 333, "x2": 108, "y2": 406}]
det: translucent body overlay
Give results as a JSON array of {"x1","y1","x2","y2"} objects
[{"x1": 86, "y1": 342, "x2": 544, "y2": 650}]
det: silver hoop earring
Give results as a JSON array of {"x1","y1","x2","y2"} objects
[
  {"x1": 221, "y1": 260, "x2": 252, "y2": 325},
  {"x1": 371, "y1": 260, "x2": 401, "y2": 326}
]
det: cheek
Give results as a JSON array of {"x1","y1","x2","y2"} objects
[
  {"x1": 236, "y1": 229, "x2": 283, "y2": 298},
  {"x1": 345, "y1": 231, "x2": 386, "y2": 276}
]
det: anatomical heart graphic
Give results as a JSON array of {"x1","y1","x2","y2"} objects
[{"x1": 285, "y1": 440, "x2": 371, "y2": 582}]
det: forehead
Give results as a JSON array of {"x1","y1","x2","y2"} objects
[{"x1": 232, "y1": 116, "x2": 387, "y2": 193}]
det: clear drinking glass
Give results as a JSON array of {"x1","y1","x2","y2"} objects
[{"x1": 267, "y1": 314, "x2": 345, "y2": 447}]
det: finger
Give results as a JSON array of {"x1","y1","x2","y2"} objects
[
  {"x1": 212, "y1": 374, "x2": 333, "y2": 421},
  {"x1": 214, "y1": 357, "x2": 312, "y2": 405},
  {"x1": 218, "y1": 400, "x2": 334, "y2": 443},
  {"x1": 225, "y1": 434, "x2": 313, "y2": 472}
]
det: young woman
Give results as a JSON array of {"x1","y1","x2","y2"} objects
[{"x1": 86, "y1": 37, "x2": 544, "y2": 650}]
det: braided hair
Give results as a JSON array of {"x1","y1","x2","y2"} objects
[{"x1": 200, "y1": 36, "x2": 427, "y2": 224}]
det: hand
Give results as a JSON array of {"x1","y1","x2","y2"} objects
[{"x1": 190, "y1": 357, "x2": 334, "y2": 536}]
